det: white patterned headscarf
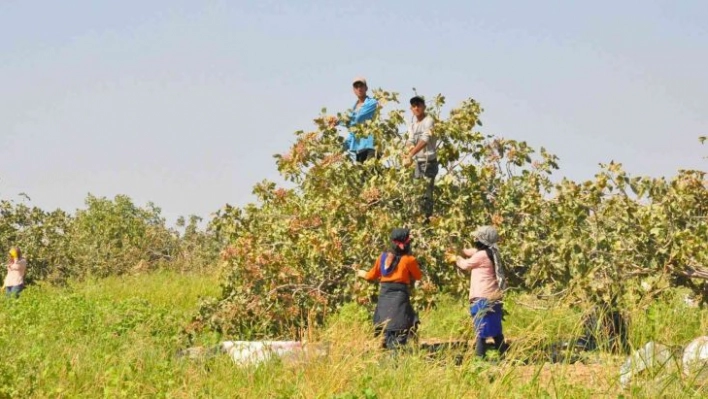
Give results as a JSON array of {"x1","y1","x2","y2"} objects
[{"x1": 474, "y1": 226, "x2": 507, "y2": 291}]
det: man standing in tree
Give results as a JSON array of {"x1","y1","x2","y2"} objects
[
  {"x1": 403, "y1": 95, "x2": 438, "y2": 219},
  {"x1": 328, "y1": 77, "x2": 379, "y2": 163}
]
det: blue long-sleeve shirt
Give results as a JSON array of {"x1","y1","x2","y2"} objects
[{"x1": 341, "y1": 96, "x2": 378, "y2": 153}]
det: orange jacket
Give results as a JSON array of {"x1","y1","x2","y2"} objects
[{"x1": 364, "y1": 253, "x2": 422, "y2": 284}]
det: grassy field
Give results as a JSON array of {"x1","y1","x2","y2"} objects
[{"x1": 1, "y1": 272, "x2": 708, "y2": 398}]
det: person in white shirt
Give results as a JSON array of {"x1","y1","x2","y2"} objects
[
  {"x1": 4, "y1": 247, "x2": 27, "y2": 298},
  {"x1": 403, "y1": 96, "x2": 438, "y2": 219}
]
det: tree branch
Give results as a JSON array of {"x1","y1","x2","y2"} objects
[{"x1": 675, "y1": 265, "x2": 708, "y2": 280}]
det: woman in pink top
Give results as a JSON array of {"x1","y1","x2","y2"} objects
[
  {"x1": 452, "y1": 226, "x2": 507, "y2": 359},
  {"x1": 4, "y1": 247, "x2": 27, "y2": 298}
]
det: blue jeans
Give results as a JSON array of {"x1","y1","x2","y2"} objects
[{"x1": 5, "y1": 284, "x2": 24, "y2": 298}]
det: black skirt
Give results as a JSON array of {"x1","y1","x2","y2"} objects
[{"x1": 374, "y1": 282, "x2": 417, "y2": 332}]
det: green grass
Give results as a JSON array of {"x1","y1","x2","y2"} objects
[{"x1": 2, "y1": 272, "x2": 708, "y2": 398}]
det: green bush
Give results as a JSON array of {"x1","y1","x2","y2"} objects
[
  {"x1": 68, "y1": 194, "x2": 179, "y2": 277},
  {"x1": 1, "y1": 194, "x2": 218, "y2": 282},
  {"x1": 0, "y1": 200, "x2": 72, "y2": 282}
]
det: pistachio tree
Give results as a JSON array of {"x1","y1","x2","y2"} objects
[
  {"x1": 200, "y1": 91, "x2": 561, "y2": 338},
  {"x1": 200, "y1": 92, "x2": 708, "y2": 339}
]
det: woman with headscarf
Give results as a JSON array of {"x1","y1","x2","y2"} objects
[
  {"x1": 4, "y1": 247, "x2": 27, "y2": 298},
  {"x1": 356, "y1": 228, "x2": 423, "y2": 349},
  {"x1": 451, "y1": 226, "x2": 507, "y2": 359}
]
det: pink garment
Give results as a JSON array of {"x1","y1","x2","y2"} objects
[
  {"x1": 456, "y1": 250, "x2": 499, "y2": 301},
  {"x1": 4, "y1": 258, "x2": 27, "y2": 287}
]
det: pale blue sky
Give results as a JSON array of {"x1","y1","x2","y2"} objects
[{"x1": 2, "y1": 1, "x2": 706, "y2": 223}]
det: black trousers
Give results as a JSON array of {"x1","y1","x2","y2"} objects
[
  {"x1": 475, "y1": 334, "x2": 505, "y2": 358},
  {"x1": 355, "y1": 149, "x2": 376, "y2": 163},
  {"x1": 414, "y1": 160, "x2": 438, "y2": 218}
]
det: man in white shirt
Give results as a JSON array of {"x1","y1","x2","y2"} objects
[{"x1": 404, "y1": 96, "x2": 438, "y2": 219}]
